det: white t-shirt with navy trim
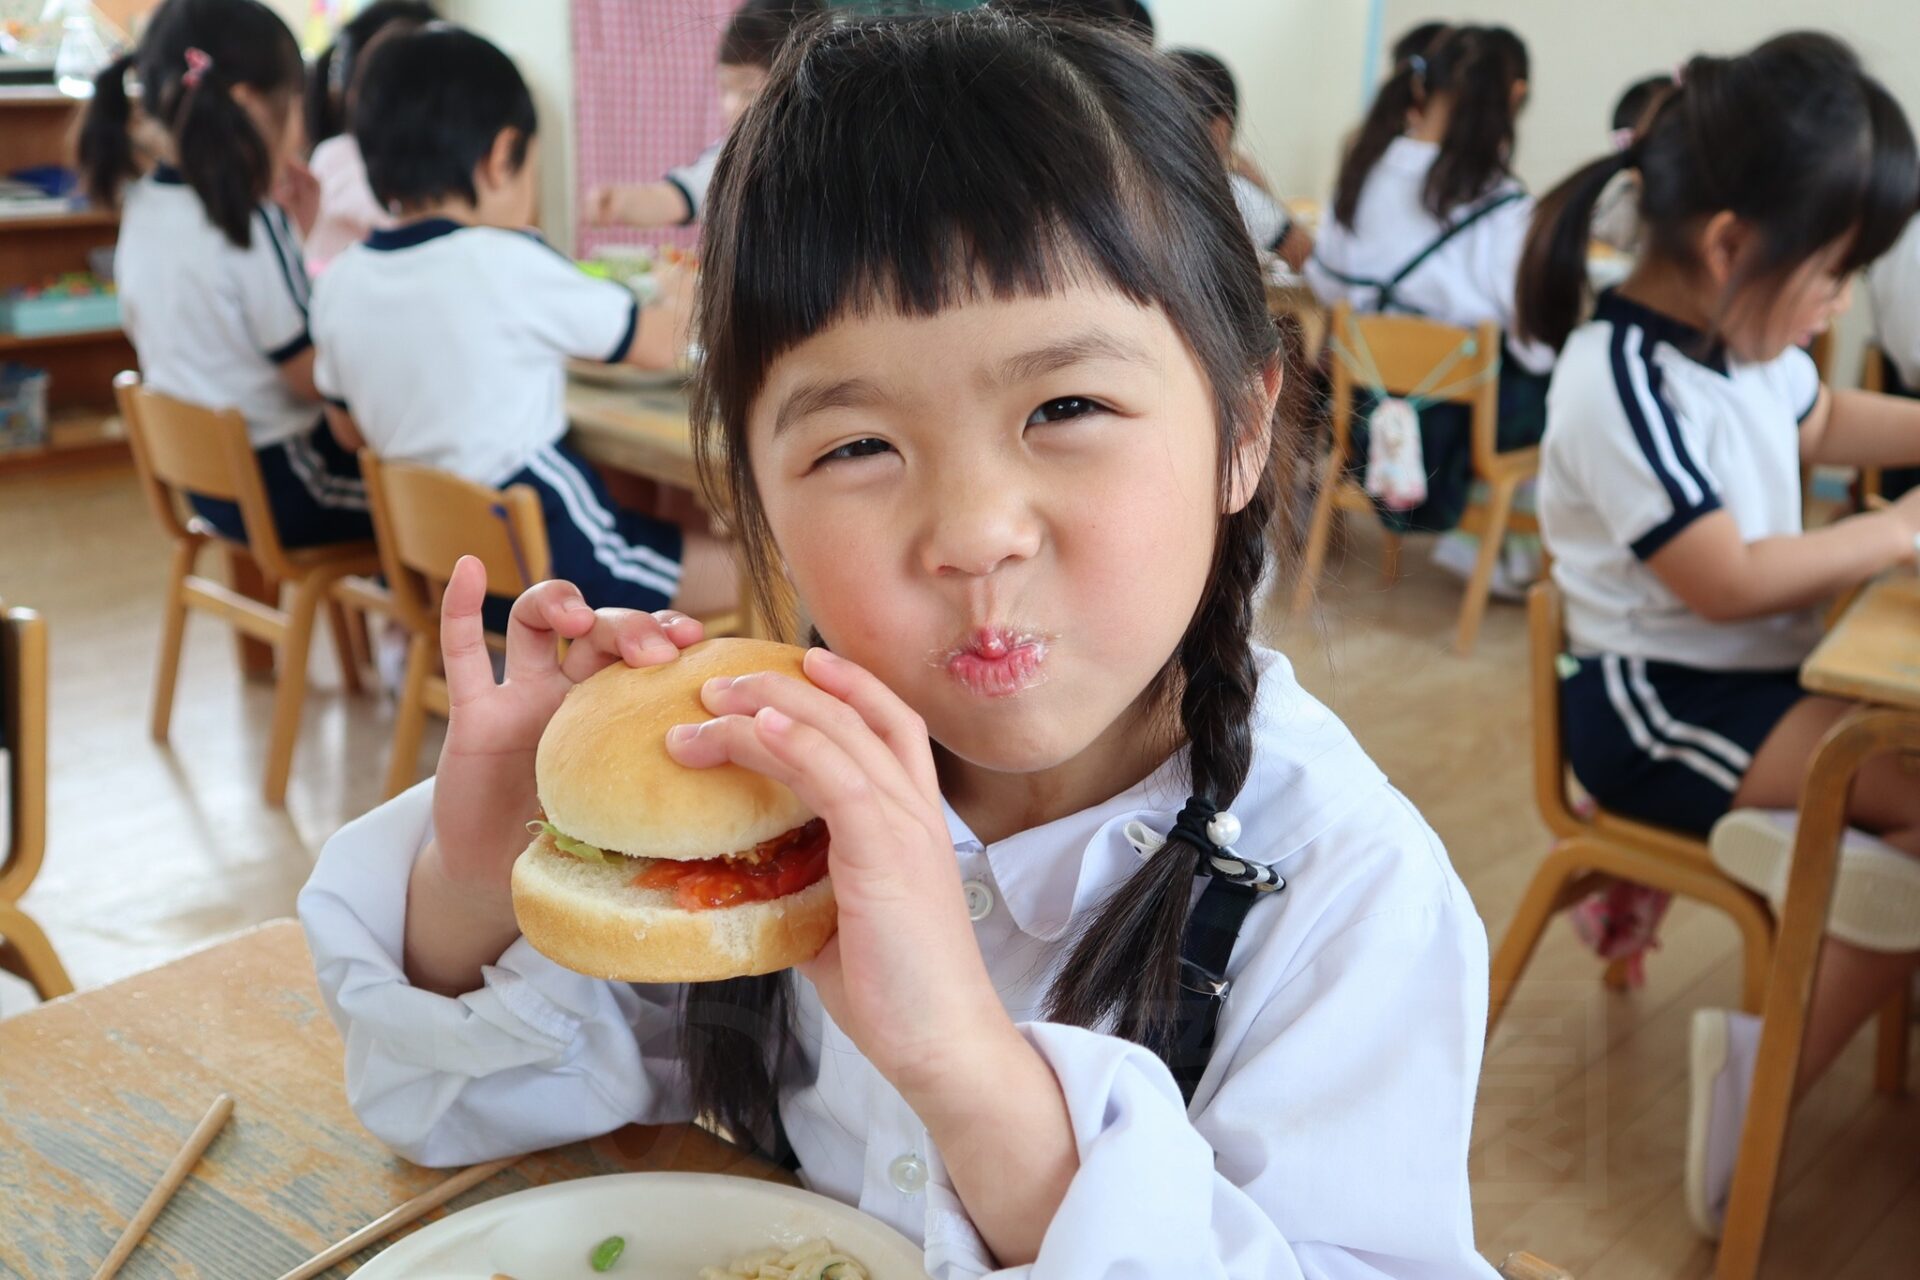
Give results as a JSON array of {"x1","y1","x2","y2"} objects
[
  {"x1": 1540, "y1": 291, "x2": 1824, "y2": 672},
  {"x1": 1868, "y1": 212, "x2": 1920, "y2": 389},
  {"x1": 663, "y1": 142, "x2": 720, "y2": 224},
  {"x1": 1229, "y1": 173, "x2": 1289, "y2": 254},
  {"x1": 115, "y1": 166, "x2": 319, "y2": 447},
  {"x1": 1305, "y1": 135, "x2": 1553, "y2": 374},
  {"x1": 310, "y1": 219, "x2": 640, "y2": 487}
]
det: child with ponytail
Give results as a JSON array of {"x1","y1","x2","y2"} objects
[
  {"x1": 1517, "y1": 32, "x2": 1920, "y2": 1239},
  {"x1": 301, "y1": 10, "x2": 1497, "y2": 1277},
  {"x1": 1307, "y1": 23, "x2": 1551, "y2": 570},
  {"x1": 79, "y1": 0, "x2": 370, "y2": 548}
]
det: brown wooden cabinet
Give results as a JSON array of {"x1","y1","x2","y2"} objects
[{"x1": 0, "y1": 86, "x2": 135, "y2": 475}]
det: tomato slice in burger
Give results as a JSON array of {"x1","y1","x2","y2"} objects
[{"x1": 632, "y1": 819, "x2": 830, "y2": 912}]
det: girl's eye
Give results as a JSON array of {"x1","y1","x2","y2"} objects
[
  {"x1": 818, "y1": 437, "x2": 894, "y2": 465},
  {"x1": 1025, "y1": 396, "x2": 1106, "y2": 426}
]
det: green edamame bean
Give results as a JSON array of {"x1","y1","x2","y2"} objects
[{"x1": 589, "y1": 1235, "x2": 625, "y2": 1272}]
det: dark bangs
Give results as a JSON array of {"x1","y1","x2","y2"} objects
[{"x1": 692, "y1": 10, "x2": 1275, "y2": 627}]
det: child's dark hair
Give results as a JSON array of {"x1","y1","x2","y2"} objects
[
  {"x1": 304, "y1": 0, "x2": 437, "y2": 150},
  {"x1": 1518, "y1": 32, "x2": 1918, "y2": 352},
  {"x1": 1611, "y1": 72, "x2": 1673, "y2": 136},
  {"x1": 78, "y1": 0, "x2": 302, "y2": 249},
  {"x1": 1390, "y1": 20, "x2": 1446, "y2": 64},
  {"x1": 1167, "y1": 48, "x2": 1238, "y2": 131},
  {"x1": 718, "y1": 0, "x2": 827, "y2": 69},
  {"x1": 688, "y1": 9, "x2": 1291, "y2": 1159},
  {"x1": 353, "y1": 25, "x2": 536, "y2": 213},
  {"x1": 990, "y1": 0, "x2": 1153, "y2": 39},
  {"x1": 1331, "y1": 23, "x2": 1528, "y2": 230}
]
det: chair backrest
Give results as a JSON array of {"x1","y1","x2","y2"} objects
[
  {"x1": 0, "y1": 602, "x2": 48, "y2": 903},
  {"x1": 360, "y1": 451, "x2": 552, "y2": 637},
  {"x1": 1528, "y1": 579, "x2": 1585, "y2": 839},
  {"x1": 115, "y1": 371, "x2": 290, "y2": 573},
  {"x1": 1326, "y1": 301, "x2": 1504, "y2": 473}
]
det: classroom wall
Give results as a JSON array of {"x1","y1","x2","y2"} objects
[
  {"x1": 441, "y1": 0, "x2": 579, "y2": 253},
  {"x1": 1152, "y1": 0, "x2": 1370, "y2": 202}
]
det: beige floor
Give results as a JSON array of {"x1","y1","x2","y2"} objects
[{"x1": 4, "y1": 461, "x2": 1914, "y2": 1277}]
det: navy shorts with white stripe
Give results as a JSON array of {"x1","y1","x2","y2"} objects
[
  {"x1": 189, "y1": 417, "x2": 373, "y2": 549},
  {"x1": 1559, "y1": 653, "x2": 1802, "y2": 834},
  {"x1": 481, "y1": 441, "x2": 684, "y2": 633}
]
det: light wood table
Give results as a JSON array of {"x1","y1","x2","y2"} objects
[
  {"x1": 1716, "y1": 573, "x2": 1920, "y2": 1279},
  {"x1": 0, "y1": 920, "x2": 790, "y2": 1278},
  {"x1": 565, "y1": 375, "x2": 699, "y2": 493}
]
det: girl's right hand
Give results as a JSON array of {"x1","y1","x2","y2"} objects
[{"x1": 428, "y1": 555, "x2": 705, "y2": 897}]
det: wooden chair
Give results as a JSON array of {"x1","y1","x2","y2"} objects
[
  {"x1": 1487, "y1": 581, "x2": 1776, "y2": 1030},
  {"x1": 1857, "y1": 341, "x2": 1886, "y2": 506},
  {"x1": 116, "y1": 372, "x2": 378, "y2": 807},
  {"x1": 358, "y1": 451, "x2": 552, "y2": 798},
  {"x1": 1292, "y1": 302, "x2": 1539, "y2": 654},
  {"x1": 0, "y1": 601, "x2": 73, "y2": 1000}
]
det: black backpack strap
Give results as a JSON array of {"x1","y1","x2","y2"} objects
[
  {"x1": 1374, "y1": 188, "x2": 1525, "y2": 314},
  {"x1": 1166, "y1": 875, "x2": 1265, "y2": 1106}
]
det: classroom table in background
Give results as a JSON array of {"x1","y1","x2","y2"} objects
[
  {"x1": 1715, "y1": 572, "x2": 1920, "y2": 1279},
  {"x1": 565, "y1": 375, "x2": 700, "y2": 494},
  {"x1": 0, "y1": 920, "x2": 792, "y2": 1279}
]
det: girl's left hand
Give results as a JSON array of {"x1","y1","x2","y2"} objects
[{"x1": 666, "y1": 647, "x2": 1011, "y2": 1094}]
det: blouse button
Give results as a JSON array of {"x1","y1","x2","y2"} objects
[
  {"x1": 889, "y1": 1152, "x2": 929, "y2": 1195},
  {"x1": 962, "y1": 879, "x2": 994, "y2": 922}
]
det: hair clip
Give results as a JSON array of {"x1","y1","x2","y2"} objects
[
  {"x1": 1609, "y1": 126, "x2": 1637, "y2": 153},
  {"x1": 182, "y1": 47, "x2": 213, "y2": 89},
  {"x1": 1130, "y1": 797, "x2": 1284, "y2": 892},
  {"x1": 1406, "y1": 53, "x2": 1428, "y2": 80}
]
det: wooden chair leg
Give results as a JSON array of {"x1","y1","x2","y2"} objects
[
  {"x1": 151, "y1": 539, "x2": 196, "y2": 743},
  {"x1": 1488, "y1": 842, "x2": 1590, "y2": 1035},
  {"x1": 1455, "y1": 476, "x2": 1516, "y2": 655},
  {"x1": 383, "y1": 633, "x2": 435, "y2": 800},
  {"x1": 326, "y1": 597, "x2": 364, "y2": 697},
  {"x1": 0, "y1": 901, "x2": 74, "y2": 1000},
  {"x1": 226, "y1": 547, "x2": 276, "y2": 680},
  {"x1": 1291, "y1": 453, "x2": 1345, "y2": 615},
  {"x1": 262, "y1": 574, "x2": 326, "y2": 808},
  {"x1": 1874, "y1": 981, "x2": 1911, "y2": 1098},
  {"x1": 1379, "y1": 527, "x2": 1402, "y2": 586}
]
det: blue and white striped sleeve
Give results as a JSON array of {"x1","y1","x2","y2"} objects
[{"x1": 1591, "y1": 325, "x2": 1724, "y2": 559}]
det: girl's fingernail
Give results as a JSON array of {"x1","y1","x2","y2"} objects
[
  {"x1": 706, "y1": 674, "x2": 736, "y2": 693},
  {"x1": 758, "y1": 706, "x2": 793, "y2": 733},
  {"x1": 565, "y1": 600, "x2": 593, "y2": 615},
  {"x1": 807, "y1": 646, "x2": 844, "y2": 670},
  {"x1": 642, "y1": 636, "x2": 677, "y2": 660},
  {"x1": 667, "y1": 723, "x2": 698, "y2": 745}
]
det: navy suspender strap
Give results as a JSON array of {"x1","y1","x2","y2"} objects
[
  {"x1": 1310, "y1": 188, "x2": 1526, "y2": 317},
  {"x1": 1166, "y1": 875, "x2": 1263, "y2": 1106},
  {"x1": 757, "y1": 851, "x2": 1273, "y2": 1170}
]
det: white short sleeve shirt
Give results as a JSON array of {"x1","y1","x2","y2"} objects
[
  {"x1": 115, "y1": 167, "x2": 320, "y2": 447},
  {"x1": 1540, "y1": 290, "x2": 1824, "y2": 671},
  {"x1": 309, "y1": 219, "x2": 639, "y2": 485},
  {"x1": 1305, "y1": 136, "x2": 1553, "y2": 374}
]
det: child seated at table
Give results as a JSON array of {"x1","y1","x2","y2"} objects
[
  {"x1": 1165, "y1": 48, "x2": 1312, "y2": 273},
  {"x1": 1865, "y1": 212, "x2": 1920, "y2": 501},
  {"x1": 1517, "y1": 31, "x2": 1920, "y2": 1240},
  {"x1": 582, "y1": 0, "x2": 824, "y2": 230},
  {"x1": 309, "y1": 24, "x2": 735, "y2": 627}
]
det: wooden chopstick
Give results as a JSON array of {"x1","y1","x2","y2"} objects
[
  {"x1": 91, "y1": 1092, "x2": 235, "y2": 1280},
  {"x1": 274, "y1": 1156, "x2": 517, "y2": 1280}
]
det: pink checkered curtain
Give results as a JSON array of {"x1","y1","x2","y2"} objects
[{"x1": 572, "y1": 0, "x2": 737, "y2": 255}]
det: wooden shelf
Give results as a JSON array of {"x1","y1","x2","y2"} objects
[
  {"x1": 0, "y1": 410, "x2": 128, "y2": 476},
  {"x1": 0, "y1": 87, "x2": 75, "y2": 107},
  {"x1": 0, "y1": 326, "x2": 123, "y2": 352},
  {"x1": 0, "y1": 210, "x2": 117, "y2": 231}
]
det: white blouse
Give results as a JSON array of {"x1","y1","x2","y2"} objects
[{"x1": 299, "y1": 648, "x2": 1498, "y2": 1278}]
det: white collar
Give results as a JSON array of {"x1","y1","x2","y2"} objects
[{"x1": 939, "y1": 649, "x2": 1385, "y2": 941}]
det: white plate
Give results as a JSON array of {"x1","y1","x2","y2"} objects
[{"x1": 352, "y1": 1171, "x2": 930, "y2": 1279}]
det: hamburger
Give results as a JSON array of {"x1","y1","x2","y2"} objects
[{"x1": 512, "y1": 638, "x2": 837, "y2": 982}]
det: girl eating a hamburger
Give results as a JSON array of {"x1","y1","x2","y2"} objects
[{"x1": 301, "y1": 10, "x2": 1497, "y2": 1277}]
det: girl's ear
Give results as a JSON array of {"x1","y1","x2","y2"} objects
[
  {"x1": 1510, "y1": 78, "x2": 1530, "y2": 113},
  {"x1": 1698, "y1": 210, "x2": 1751, "y2": 290},
  {"x1": 478, "y1": 126, "x2": 524, "y2": 193},
  {"x1": 1224, "y1": 359, "x2": 1280, "y2": 515}
]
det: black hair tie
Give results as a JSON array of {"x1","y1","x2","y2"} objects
[{"x1": 1165, "y1": 795, "x2": 1283, "y2": 893}]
